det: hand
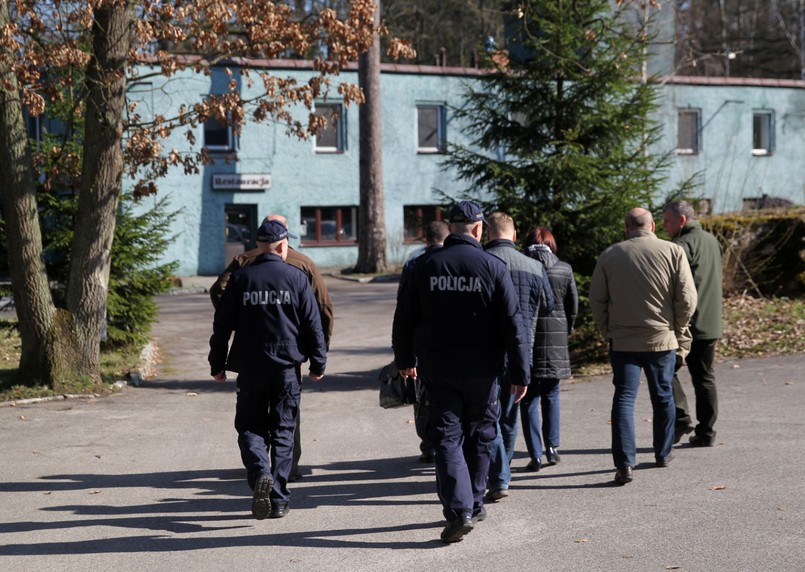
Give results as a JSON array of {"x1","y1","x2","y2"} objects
[
  {"x1": 401, "y1": 367, "x2": 417, "y2": 379},
  {"x1": 309, "y1": 372, "x2": 324, "y2": 382},
  {"x1": 213, "y1": 371, "x2": 226, "y2": 382},
  {"x1": 511, "y1": 384, "x2": 527, "y2": 404}
]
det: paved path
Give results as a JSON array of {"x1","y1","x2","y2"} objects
[{"x1": 1, "y1": 277, "x2": 803, "y2": 571}]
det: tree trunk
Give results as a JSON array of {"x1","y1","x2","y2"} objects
[
  {"x1": 0, "y1": 1, "x2": 82, "y2": 386},
  {"x1": 65, "y1": 2, "x2": 133, "y2": 376},
  {"x1": 355, "y1": 1, "x2": 388, "y2": 273}
]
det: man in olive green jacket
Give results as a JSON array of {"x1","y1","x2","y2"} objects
[
  {"x1": 590, "y1": 208, "x2": 697, "y2": 485},
  {"x1": 663, "y1": 201, "x2": 723, "y2": 447}
]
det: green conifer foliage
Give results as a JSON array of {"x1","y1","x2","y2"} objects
[{"x1": 446, "y1": 0, "x2": 670, "y2": 276}]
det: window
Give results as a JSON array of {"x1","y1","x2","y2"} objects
[
  {"x1": 403, "y1": 205, "x2": 445, "y2": 242},
  {"x1": 677, "y1": 109, "x2": 700, "y2": 154},
  {"x1": 300, "y1": 206, "x2": 357, "y2": 245},
  {"x1": 204, "y1": 116, "x2": 233, "y2": 152},
  {"x1": 314, "y1": 103, "x2": 344, "y2": 153},
  {"x1": 752, "y1": 111, "x2": 774, "y2": 156},
  {"x1": 24, "y1": 110, "x2": 42, "y2": 144},
  {"x1": 417, "y1": 104, "x2": 446, "y2": 153}
]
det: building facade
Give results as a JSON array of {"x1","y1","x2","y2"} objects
[{"x1": 128, "y1": 62, "x2": 805, "y2": 275}]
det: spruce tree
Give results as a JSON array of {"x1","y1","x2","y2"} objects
[{"x1": 446, "y1": 0, "x2": 670, "y2": 276}]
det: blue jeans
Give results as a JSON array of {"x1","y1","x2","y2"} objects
[
  {"x1": 487, "y1": 378, "x2": 517, "y2": 490},
  {"x1": 609, "y1": 349, "x2": 676, "y2": 469},
  {"x1": 520, "y1": 377, "x2": 561, "y2": 462}
]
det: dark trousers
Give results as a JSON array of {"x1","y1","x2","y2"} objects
[
  {"x1": 413, "y1": 379, "x2": 434, "y2": 455},
  {"x1": 291, "y1": 364, "x2": 302, "y2": 477},
  {"x1": 673, "y1": 338, "x2": 719, "y2": 442},
  {"x1": 425, "y1": 375, "x2": 498, "y2": 521},
  {"x1": 235, "y1": 367, "x2": 300, "y2": 503}
]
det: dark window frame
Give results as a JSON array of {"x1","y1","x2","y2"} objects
[
  {"x1": 403, "y1": 204, "x2": 445, "y2": 243},
  {"x1": 300, "y1": 205, "x2": 358, "y2": 246}
]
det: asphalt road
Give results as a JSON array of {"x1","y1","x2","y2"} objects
[{"x1": 1, "y1": 276, "x2": 803, "y2": 571}]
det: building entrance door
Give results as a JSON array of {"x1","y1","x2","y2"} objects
[{"x1": 224, "y1": 204, "x2": 257, "y2": 265}]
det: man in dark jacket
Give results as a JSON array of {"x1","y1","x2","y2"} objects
[
  {"x1": 663, "y1": 200, "x2": 723, "y2": 447},
  {"x1": 392, "y1": 200, "x2": 530, "y2": 543},
  {"x1": 209, "y1": 219, "x2": 327, "y2": 520},
  {"x1": 211, "y1": 213, "x2": 334, "y2": 481},
  {"x1": 483, "y1": 212, "x2": 553, "y2": 501},
  {"x1": 398, "y1": 221, "x2": 449, "y2": 463}
]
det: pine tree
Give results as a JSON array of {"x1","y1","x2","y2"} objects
[{"x1": 446, "y1": 0, "x2": 670, "y2": 276}]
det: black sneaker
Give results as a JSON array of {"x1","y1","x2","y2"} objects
[
  {"x1": 440, "y1": 516, "x2": 474, "y2": 543},
  {"x1": 471, "y1": 506, "x2": 487, "y2": 524},
  {"x1": 689, "y1": 434, "x2": 714, "y2": 447},
  {"x1": 251, "y1": 473, "x2": 273, "y2": 520}
]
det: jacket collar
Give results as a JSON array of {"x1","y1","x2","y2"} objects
[
  {"x1": 484, "y1": 238, "x2": 516, "y2": 251},
  {"x1": 679, "y1": 220, "x2": 703, "y2": 236},
  {"x1": 444, "y1": 233, "x2": 483, "y2": 250},
  {"x1": 626, "y1": 228, "x2": 656, "y2": 240}
]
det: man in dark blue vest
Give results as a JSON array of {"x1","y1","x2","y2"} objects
[{"x1": 392, "y1": 200, "x2": 530, "y2": 543}]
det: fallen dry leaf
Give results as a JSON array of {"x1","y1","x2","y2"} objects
[
  {"x1": 708, "y1": 485, "x2": 727, "y2": 491},
  {"x1": 574, "y1": 538, "x2": 589, "y2": 543},
  {"x1": 186, "y1": 392, "x2": 198, "y2": 397}
]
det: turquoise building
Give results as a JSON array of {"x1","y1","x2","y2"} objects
[{"x1": 129, "y1": 61, "x2": 805, "y2": 275}]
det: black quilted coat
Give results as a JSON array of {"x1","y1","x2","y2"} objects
[{"x1": 524, "y1": 244, "x2": 579, "y2": 379}]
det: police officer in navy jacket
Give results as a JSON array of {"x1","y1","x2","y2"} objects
[
  {"x1": 209, "y1": 219, "x2": 326, "y2": 520},
  {"x1": 392, "y1": 200, "x2": 530, "y2": 543}
]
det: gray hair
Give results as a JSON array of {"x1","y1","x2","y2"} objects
[{"x1": 664, "y1": 200, "x2": 696, "y2": 220}]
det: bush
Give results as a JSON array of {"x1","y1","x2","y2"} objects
[{"x1": 705, "y1": 208, "x2": 805, "y2": 297}]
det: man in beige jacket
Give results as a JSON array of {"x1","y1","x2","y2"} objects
[{"x1": 590, "y1": 208, "x2": 697, "y2": 485}]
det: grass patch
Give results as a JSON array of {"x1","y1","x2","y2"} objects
[
  {"x1": 0, "y1": 318, "x2": 142, "y2": 402},
  {"x1": 570, "y1": 294, "x2": 805, "y2": 378}
]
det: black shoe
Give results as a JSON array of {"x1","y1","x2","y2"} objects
[
  {"x1": 656, "y1": 452, "x2": 676, "y2": 468},
  {"x1": 689, "y1": 434, "x2": 714, "y2": 447},
  {"x1": 418, "y1": 452, "x2": 435, "y2": 463},
  {"x1": 440, "y1": 516, "x2": 474, "y2": 543},
  {"x1": 251, "y1": 473, "x2": 273, "y2": 520},
  {"x1": 269, "y1": 502, "x2": 289, "y2": 519},
  {"x1": 614, "y1": 466, "x2": 633, "y2": 485},
  {"x1": 674, "y1": 425, "x2": 694, "y2": 444},
  {"x1": 545, "y1": 447, "x2": 561, "y2": 465},
  {"x1": 524, "y1": 459, "x2": 541, "y2": 472},
  {"x1": 288, "y1": 471, "x2": 303, "y2": 482},
  {"x1": 483, "y1": 489, "x2": 509, "y2": 502},
  {"x1": 471, "y1": 506, "x2": 487, "y2": 524}
]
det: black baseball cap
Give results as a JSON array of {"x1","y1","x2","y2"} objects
[{"x1": 256, "y1": 219, "x2": 298, "y2": 242}]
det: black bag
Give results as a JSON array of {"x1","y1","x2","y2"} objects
[{"x1": 378, "y1": 360, "x2": 417, "y2": 409}]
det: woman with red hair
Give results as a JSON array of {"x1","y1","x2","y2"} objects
[{"x1": 521, "y1": 227, "x2": 579, "y2": 470}]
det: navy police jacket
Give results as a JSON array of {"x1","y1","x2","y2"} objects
[
  {"x1": 392, "y1": 233, "x2": 530, "y2": 384},
  {"x1": 208, "y1": 252, "x2": 327, "y2": 376}
]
